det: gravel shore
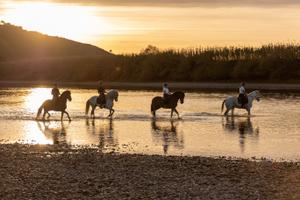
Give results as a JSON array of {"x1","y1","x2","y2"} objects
[{"x1": 0, "y1": 144, "x2": 299, "y2": 199}]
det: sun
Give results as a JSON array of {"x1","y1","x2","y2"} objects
[{"x1": 1, "y1": 1, "x2": 113, "y2": 42}]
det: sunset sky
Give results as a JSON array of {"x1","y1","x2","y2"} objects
[{"x1": 1, "y1": 0, "x2": 300, "y2": 53}]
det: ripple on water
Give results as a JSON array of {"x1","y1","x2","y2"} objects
[{"x1": 0, "y1": 88, "x2": 299, "y2": 161}]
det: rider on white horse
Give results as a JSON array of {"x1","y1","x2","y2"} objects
[
  {"x1": 222, "y1": 90, "x2": 261, "y2": 116},
  {"x1": 238, "y1": 82, "x2": 248, "y2": 108},
  {"x1": 97, "y1": 81, "x2": 106, "y2": 108}
]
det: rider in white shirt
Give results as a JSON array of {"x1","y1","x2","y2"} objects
[
  {"x1": 163, "y1": 83, "x2": 171, "y2": 104},
  {"x1": 239, "y1": 85, "x2": 245, "y2": 94},
  {"x1": 238, "y1": 82, "x2": 248, "y2": 107}
]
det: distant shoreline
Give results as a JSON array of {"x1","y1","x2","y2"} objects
[{"x1": 1, "y1": 81, "x2": 300, "y2": 92}]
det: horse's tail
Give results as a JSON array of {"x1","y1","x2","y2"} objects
[
  {"x1": 151, "y1": 100, "x2": 155, "y2": 112},
  {"x1": 221, "y1": 100, "x2": 226, "y2": 113},
  {"x1": 85, "y1": 100, "x2": 90, "y2": 115},
  {"x1": 36, "y1": 104, "x2": 44, "y2": 119}
]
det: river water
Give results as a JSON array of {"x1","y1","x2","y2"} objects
[{"x1": 0, "y1": 87, "x2": 299, "y2": 161}]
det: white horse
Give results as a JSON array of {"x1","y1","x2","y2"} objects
[
  {"x1": 221, "y1": 90, "x2": 261, "y2": 116},
  {"x1": 85, "y1": 89, "x2": 119, "y2": 118}
]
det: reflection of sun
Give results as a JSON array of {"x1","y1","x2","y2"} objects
[
  {"x1": 23, "y1": 121, "x2": 52, "y2": 144},
  {"x1": 25, "y1": 88, "x2": 51, "y2": 112}
]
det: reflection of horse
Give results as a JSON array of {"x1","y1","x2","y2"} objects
[
  {"x1": 222, "y1": 116, "x2": 259, "y2": 153},
  {"x1": 151, "y1": 91, "x2": 185, "y2": 119},
  {"x1": 36, "y1": 90, "x2": 72, "y2": 121},
  {"x1": 151, "y1": 119, "x2": 184, "y2": 154},
  {"x1": 37, "y1": 121, "x2": 69, "y2": 145},
  {"x1": 221, "y1": 90, "x2": 261, "y2": 116},
  {"x1": 85, "y1": 90, "x2": 119, "y2": 118},
  {"x1": 85, "y1": 118, "x2": 117, "y2": 151}
]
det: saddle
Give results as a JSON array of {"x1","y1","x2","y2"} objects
[
  {"x1": 238, "y1": 94, "x2": 248, "y2": 107},
  {"x1": 97, "y1": 94, "x2": 106, "y2": 107},
  {"x1": 52, "y1": 96, "x2": 60, "y2": 107},
  {"x1": 163, "y1": 94, "x2": 171, "y2": 107}
]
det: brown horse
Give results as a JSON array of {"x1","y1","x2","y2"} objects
[
  {"x1": 36, "y1": 90, "x2": 72, "y2": 121},
  {"x1": 151, "y1": 91, "x2": 185, "y2": 119}
]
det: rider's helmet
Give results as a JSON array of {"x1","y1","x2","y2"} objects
[
  {"x1": 241, "y1": 82, "x2": 245, "y2": 86},
  {"x1": 163, "y1": 83, "x2": 168, "y2": 87}
]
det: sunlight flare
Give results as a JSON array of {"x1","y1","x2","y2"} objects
[
  {"x1": 1, "y1": 1, "x2": 113, "y2": 41},
  {"x1": 25, "y1": 88, "x2": 51, "y2": 113}
]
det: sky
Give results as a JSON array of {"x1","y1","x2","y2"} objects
[{"x1": 1, "y1": 0, "x2": 300, "y2": 53}]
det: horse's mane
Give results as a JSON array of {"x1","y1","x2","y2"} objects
[
  {"x1": 60, "y1": 90, "x2": 71, "y2": 97},
  {"x1": 107, "y1": 89, "x2": 118, "y2": 99},
  {"x1": 249, "y1": 90, "x2": 259, "y2": 95},
  {"x1": 173, "y1": 91, "x2": 185, "y2": 96}
]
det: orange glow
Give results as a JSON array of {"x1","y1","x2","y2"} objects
[
  {"x1": 1, "y1": 2, "x2": 115, "y2": 42},
  {"x1": 1, "y1": 1, "x2": 300, "y2": 53},
  {"x1": 24, "y1": 88, "x2": 51, "y2": 112}
]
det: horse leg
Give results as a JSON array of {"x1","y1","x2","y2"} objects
[
  {"x1": 61, "y1": 112, "x2": 64, "y2": 121},
  {"x1": 224, "y1": 108, "x2": 230, "y2": 116},
  {"x1": 47, "y1": 112, "x2": 51, "y2": 119},
  {"x1": 107, "y1": 109, "x2": 114, "y2": 118},
  {"x1": 247, "y1": 108, "x2": 251, "y2": 116},
  {"x1": 91, "y1": 106, "x2": 96, "y2": 119},
  {"x1": 42, "y1": 111, "x2": 47, "y2": 121},
  {"x1": 152, "y1": 110, "x2": 156, "y2": 118},
  {"x1": 231, "y1": 108, "x2": 234, "y2": 116},
  {"x1": 174, "y1": 108, "x2": 180, "y2": 119},
  {"x1": 171, "y1": 109, "x2": 174, "y2": 118},
  {"x1": 64, "y1": 111, "x2": 71, "y2": 121}
]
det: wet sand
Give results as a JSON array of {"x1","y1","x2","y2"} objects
[
  {"x1": 1, "y1": 144, "x2": 299, "y2": 199},
  {"x1": 1, "y1": 81, "x2": 300, "y2": 92}
]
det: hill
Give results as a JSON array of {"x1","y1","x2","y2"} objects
[
  {"x1": 0, "y1": 22, "x2": 299, "y2": 83},
  {"x1": 0, "y1": 22, "x2": 110, "y2": 61}
]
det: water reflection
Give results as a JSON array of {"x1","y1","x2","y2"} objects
[
  {"x1": 85, "y1": 118, "x2": 118, "y2": 152},
  {"x1": 36, "y1": 121, "x2": 69, "y2": 145},
  {"x1": 151, "y1": 119, "x2": 184, "y2": 154},
  {"x1": 222, "y1": 116, "x2": 259, "y2": 153}
]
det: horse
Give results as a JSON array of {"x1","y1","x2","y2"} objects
[
  {"x1": 36, "y1": 90, "x2": 72, "y2": 121},
  {"x1": 221, "y1": 90, "x2": 261, "y2": 116},
  {"x1": 85, "y1": 89, "x2": 119, "y2": 118},
  {"x1": 151, "y1": 91, "x2": 185, "y2": 119}
]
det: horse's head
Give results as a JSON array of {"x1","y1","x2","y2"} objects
[
  {"x1": 174, "y1": 91, "x2": 185, "y2": 104},
  {"x1": 107, "y1": 90, "x2": 119, "y2": 102},
  {"x1": 254, "y1": 90, "x2": 262, "y2": 102},
  {"x1": 61, "y1": 90, "x2": 72, "y2": 101},
  {"x1": 114, "y1": 92, "x2": 119, "y2": 102},
  {"x1": 248, "y1": 90, "x2": 262, "y2": 102}
]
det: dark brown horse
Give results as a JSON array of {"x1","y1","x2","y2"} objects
[
  {"x1": 151, "y1": 91, "x2": 185, "y2": 118},
  {"x1": 36, "y1": 90, "x2": 72, "y2": 121}
]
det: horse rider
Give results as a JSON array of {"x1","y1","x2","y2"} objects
[
  {"x1": 97, "y1": 81, "x2": 106, "y2": 108},
  {"x1": 163, "y1": 83, "x2": 171, "y2": 104},
  {"x1": 51, "y1": 84, "x2": 60, "y2": 106},
  {"x1": 238, "y1": 82, "x2": 248, "y2": 108}
]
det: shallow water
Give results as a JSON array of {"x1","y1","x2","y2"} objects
[{"x1": 0, "y1": 87, "x2": 299, "y2": 161}]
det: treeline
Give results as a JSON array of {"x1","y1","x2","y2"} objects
[
  {"x1": 115, "y1": 44, "x2": 300, "y2": 82},
  {"x1": 1, "y1": 44, "x2": 300, "y2": 82}
]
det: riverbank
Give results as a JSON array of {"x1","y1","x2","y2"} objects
[
  {"x1": 1, "y1": 81, "x2": 300, "y2": 92},
  {"x1": 0, "y1": 144, "x2": 299, "y2": 199}
]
